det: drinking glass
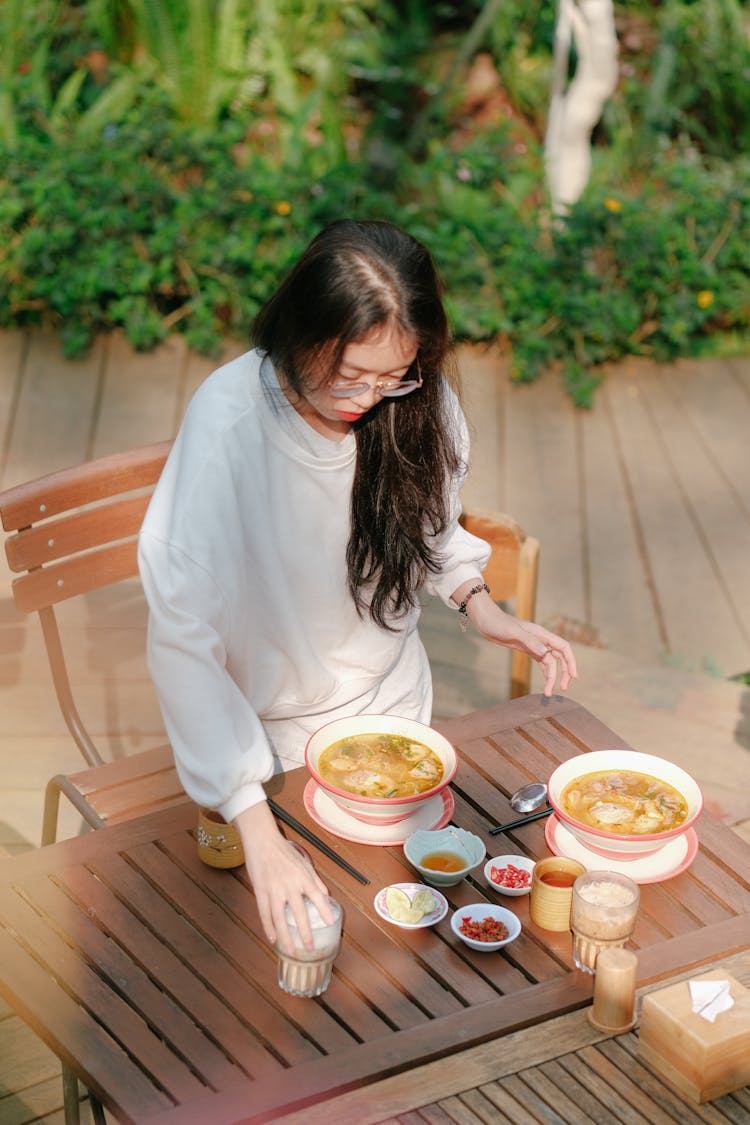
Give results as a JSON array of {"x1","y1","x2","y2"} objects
[
  {"x1": 571, "y1": 871, "x2": 640, "y2": 973},
  {"x1": 276, "y1": 896, "x2": 343, "y2": 998}
]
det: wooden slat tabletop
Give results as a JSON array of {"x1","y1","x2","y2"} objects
[{"x1": 1, "y1": 696, "x2": 749, "y2": 1125}]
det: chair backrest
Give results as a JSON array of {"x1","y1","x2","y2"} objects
[
  {"x1": 460, "y1": 508, "x2": 540, "y2": 698},
  {"x1": 1, "y1": 441, "x2": 173, "y2": 766},
  {"x1": 1, "y1": 441, "x2": 173, "y2": 613}
]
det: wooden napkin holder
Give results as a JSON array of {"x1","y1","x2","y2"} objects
[{"x1": 638, "y1": 970, "x2": 750, "y2": 1103}]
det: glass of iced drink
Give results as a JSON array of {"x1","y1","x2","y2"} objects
[
  {"x1": 276, "y1": 896, "x2": 343, "y2": 998},
  {"x1": 571, "y1": 871, "x2": 640, "y2": 974}
]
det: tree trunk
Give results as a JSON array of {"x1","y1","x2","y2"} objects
[{"x1": 545, "y1": 0, "x2": 619, "y2": 215}]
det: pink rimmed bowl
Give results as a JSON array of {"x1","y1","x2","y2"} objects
[
  {"x1": 547, "y1": 749, "x2": 702, "y2": 860},
  {"x1": 304, "y1": 715, "x2": 457, "y2": 827}
]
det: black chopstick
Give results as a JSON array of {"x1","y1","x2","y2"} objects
[
  {"x1": 489, "y1": 805, "x2": 553, "y2": 835},
  {"x1": 268, "y1": 797, "x2": 371, "y2": 885}
]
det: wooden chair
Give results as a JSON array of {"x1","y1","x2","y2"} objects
[
  {"x1": 0, "y1": 440, "x2": 183, "y2": 846},
  {"x1": 459, "y1": 508, "x2": 540, "y2": 698}
]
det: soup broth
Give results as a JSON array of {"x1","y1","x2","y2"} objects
[
  {"x1": 561, "y1": 769, "x2": 688, "y2": 834},
  {"x1": 318, "y1": 733, "x2": 444, "y2": 799}
]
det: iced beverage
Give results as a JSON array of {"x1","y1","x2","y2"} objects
[
  {"x1": 571, "y1": 872, "x2": 639, "y2": 973},
  {"x1": 276, "y1": 896, "x2": 343, "y2": 998}
]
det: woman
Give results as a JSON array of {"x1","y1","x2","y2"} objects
[{"x1": 138, "y1": 220, "x2": 576, "y2": 952}]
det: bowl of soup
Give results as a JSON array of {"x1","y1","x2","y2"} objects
[
  {"x1": 305, "y1": 715, "x2": 457, "y2": 826},
  {"x1": 547, "y1": 750, "x2": 702, "y2": 859}
]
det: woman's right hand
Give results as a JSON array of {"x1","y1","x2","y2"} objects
[{"x1": 234, "y1": 800, "x2": 333, "y2": 953}]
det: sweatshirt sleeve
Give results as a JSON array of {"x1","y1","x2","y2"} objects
[
  {"x1": 421, "y1": 386, "x2": 492, "y2": 606},
  {"x1": 138, "y1": 530, "x2": 275, "y2": 822}
]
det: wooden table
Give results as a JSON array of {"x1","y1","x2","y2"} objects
[{"x1": 1, "y1": 696, "x2": 749, "y2": 1125}]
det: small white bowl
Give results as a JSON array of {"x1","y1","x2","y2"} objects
[
  {"x1": 484, "y1": 854, "x2": 535, "y2": 897},
  {"x1": 373, "y1": 883, "x2": 448, "y2": 930},
  {"x1": 451, "y1": 903, "x2": 521, "y2": 951},
  {"x1": 404, "y1": 826, "x2": 486, "y2": 887},
  {"x1": 547, "y1": 750, "x2": 703, "y2": 860},
  {"x1": 305, "y1": 715, "x2": 457, "y2": 827}
]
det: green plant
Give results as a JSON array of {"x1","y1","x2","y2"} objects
[
  {"x1": 0, "y1": 0, "x2": 147, "y2": 146},
  {"x1": 640, "y1": 0, "x2": 750, "y2": 157},
  {"x1": 119, "y1": 0, "x2": 256, "y2": 127},
  {"x1": 0, "y1": 1, "x2": 748, "y2": 403}
]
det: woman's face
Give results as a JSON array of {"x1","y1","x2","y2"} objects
[{"x1": 296, "y1": 325, "x2": 418, "y2": 434}]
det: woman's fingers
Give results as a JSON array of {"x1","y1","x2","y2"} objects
[
  {"x1": 250, "y1": 840, "x2": 331, "y2": 953},
  {"x1": 525, "y1": 628, "x2": 577, "y2": 696}
]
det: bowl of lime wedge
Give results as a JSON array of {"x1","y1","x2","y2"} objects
[{"x1": 373, "y1": 883, "x2": 449, "y2": 930}]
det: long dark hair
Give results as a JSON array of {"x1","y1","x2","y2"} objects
[{"x1": 252, "y1": 219, "x2": 462, "y2": 627}]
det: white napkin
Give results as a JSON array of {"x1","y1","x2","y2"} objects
[{"x1": 689, "y1": 979, "x2": 734, "y2": 1022}]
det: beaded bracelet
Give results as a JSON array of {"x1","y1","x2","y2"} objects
[{"x1": 457, "y1": 581, "x2": 490, "y2": 631}]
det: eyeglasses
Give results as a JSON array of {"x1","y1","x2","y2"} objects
[{"x1": 328, "y1": 364, "x2": 423, "y2": 399}]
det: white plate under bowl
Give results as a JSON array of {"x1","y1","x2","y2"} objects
[
  {"x1": 303, "y1": 780, "x2": 454, "y2": 845},
  {"x1": 545, "y1": 814, "x2": 699, "y2": 884},
  {"x1": 373, "y1": 882, "x2": 449, "y2": 929}
]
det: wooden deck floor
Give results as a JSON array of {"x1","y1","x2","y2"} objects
[
  {"x1": 1, "y1": 329, "x2": 749, "y2": 1122},
  {"x1": 2, "y1": 330, "x2": 749, "y2": 666}
]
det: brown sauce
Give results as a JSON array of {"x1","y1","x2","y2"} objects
[{"x1": 420, "y1": 851, "x2": 466, "y2": 872}]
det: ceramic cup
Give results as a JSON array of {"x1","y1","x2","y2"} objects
[
  {"x1": 276, "y1": 896, "x2": 343, "y2": 998},
  {"x1": 529, "y1": 857, "x2": 586, "y2": 932}
]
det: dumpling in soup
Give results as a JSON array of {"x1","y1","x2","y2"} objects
[
  {"x1": 318, "y1": 733, "x2": 444, "y2": 798},
  {"x1": 561, "y1": 769, "x2": 688, "y2": 834}
]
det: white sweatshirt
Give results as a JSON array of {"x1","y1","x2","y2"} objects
[{"x1": 138, "y1": 349, "x2": 489, "y2": 822}]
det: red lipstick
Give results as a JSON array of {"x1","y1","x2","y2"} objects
[{"x1": 334, "y1": 411, "x2": 365, "y2": 422}]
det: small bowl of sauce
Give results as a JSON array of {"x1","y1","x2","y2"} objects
[{"x1": 404, "y1": 827, "x2": 485, "y2": 886}]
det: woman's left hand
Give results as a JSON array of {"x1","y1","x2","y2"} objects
[
  {"x1": 451, "y1": 582, "x2": 577, "y2": 696},
  {"x1": 497, "y1": 616, "x2": 577, "y2": 696}
]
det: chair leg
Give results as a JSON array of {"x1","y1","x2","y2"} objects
[
  {"x1": 62, "y1": 1063, "x2": 107, "y2": 1124},
  {"x1": 91, "y1": 1093, "x2": 107, "y2": 1123},
  {"x1": 510, "y1": 650, "x2": 531, "y2": 699},
  {"x1": 42, "y1": 775, "x2": 107, "y2": 846},
  {"x1": 62, "y1": 1065, "x2": 81, "y2": 1124},
  {"x1": 42, "y1": 778, "x2": 63, "y2": 846}
]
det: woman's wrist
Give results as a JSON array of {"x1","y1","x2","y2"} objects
[
  {"x1": 451, "y1": 578, "x2": 497, "y2": 633},
  {"x1": 234, "y1": 799, "x2": 279, "y2": 850}
]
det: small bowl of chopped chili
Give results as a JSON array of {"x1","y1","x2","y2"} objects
[
  {"x1": 450, "y1": 903, "x2": 521, "y2": 951},
  {"x1": 484, "y1": 854, "x2": 535, "y2": 897}
]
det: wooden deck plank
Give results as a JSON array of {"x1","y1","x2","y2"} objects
[
  {"x1": 663, "y1": 358, "x2": 750, "y2": 525},
  {"x1": 582, "y1": 372, "x2": 663, "y2": 658},
  {"x1": 92, "y1": 332, "x2": 187, "y2": 457},
  {"x1": 0, "y1": 329, "x2": 27, "y2": 490},
  {"x1": 458, "y1": 1087, "x2": 538, "y2": 1124},
  {"x1": 2, "y1": 332, "x2": 103, "y2": 489},
  {"x1": 437, "y1": 1090, "x2": 503, "y2": 1123},
  {"x1": 502, "y1": 375, "x2": 586, "y2": 626},
  {"x1": 726, "y1": 355, "x2": 750, "y2": 396},
  {"x1": 457, "y1": 344, "x2": 508, "y2": 513},
  {"x1": 534, "y1": 1058, "x2": 629, "y2": 1123},
  {"x1": 604, "y1": 364, "x2": 746, "y2": 673},
  {"x1": 591, "y1": 1039, "x2": 727, "y2": 1124},
  {"x1": 635, "y1": 361, "x2": 750, "y2": 669}
]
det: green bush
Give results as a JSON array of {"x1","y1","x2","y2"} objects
[{"x1": 0, "y1": 1, "x2": 748, "y2": 402}]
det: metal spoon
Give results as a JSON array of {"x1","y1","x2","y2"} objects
[
  {"x1": 489, "y1": 781, "x2": 552, "y2": 836},
  {"x1": 510, "y1": 781, "x2": 548, "y2": 814}
]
